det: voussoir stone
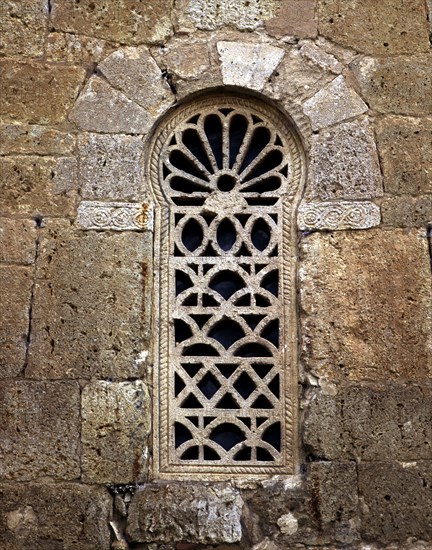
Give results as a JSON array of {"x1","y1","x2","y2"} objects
[
  {"x1": 0, "y1": 219, "x2": 37, "y2": 265},
  {"x1": 303, "y1": 75, "x2": 368, "y2": 130},
  {"x1": 0, "y1": 0, "x2": 47, "y2": 58},
  {"x1": 0, "y1": 483, "x2": 111, "y2": 549},
  {"x1": 98, "y1": 47, "x2": 175, "y2": 117},
  {"x1": 217, "y1": 42, "x2": 284, "y2": 91},
  {"x1": 82, "y1": 380, "x2": 151, "y2": 483},
  {"x1": 381, "y1": 195, "x2": 432, "y2": 227},
  {"x1": 309, "y1": 119, "x2": 383, "y2": 200},
  {"x1": 300, "y1": 229, "x2": 432, "y2": 381},
  {"x1": 127, "y1": 483, "x2": 243, "y2": 544},
  {"x1": 69, "y1": 76, "x2": 152, "y2": 134},
  {"x1": 318, "y1": 0, "x2": 430, "y2": 55},
  {"x1": 78, "y1": 133, "x2": 144, "y2": 201},
  {"x1": 27, "y1": 219, "x2": 152, "y2": 379},
  {"x1": 0, "y1": 381, "x2": 80, "y2": 481},
  {"x1": 153, "y1": 40, "x2": 211, "y2": 80},
  {"x1": 46, "y1": 32, "x2": 116, "y2": 65},
  {"x1": 0, "y1": 124, "x2": 75, "y2": 156},
  {"x1": 265, "y1": 0, "x2": 318, "y2": 39}
]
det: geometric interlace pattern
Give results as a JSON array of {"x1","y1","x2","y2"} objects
[{"x1": 150, "y1": 96, "x2": 303, "y2": 478}]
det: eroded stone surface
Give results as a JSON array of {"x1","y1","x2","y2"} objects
[
  {"x1": 300, "y1": 229, "x2": 432, "y2": 381},
  {"x1": 76, "y1": 201, "x2": 154, "y2": 231},
  {"x1": 351, "y1": 55, "x2": 432, "y2": 115},
  {"x1": 298, "y1": 201, "x2": 380, "y2": 230},
  {"x1": 309, "y1": 119, "x2": 383, "y2": 200},
  {"x1": 0, "y1": 0, "x2": 47, "y2": 58},
  {"x1": 303, "y1": 75, "x2": 368, "y2": 130},
  {"x1": 266, "y1": 0, "x2": 317, "y2": 38},
  {"x1": 376, "y1": 116, "x2": 432, "y2": 195},
  {"x1": 0, "y1": 381, "x2": 80, "y2": 481},
  {"x1": 153, "y1": 40, "x2": 211, "y2": 80},
  {"x1": 99, "y1": 47, "x2": 175, "y2": 116},
  {"x1": 27, "y1": 220, "x2": 151, "y2": 379},
  {"x1": 82, "y1": 381, "x2": 151, "y2": 483},
  {"x1": 46, "y1": 32, "x2": 116, "y2": 64},
  {"x1": 217, "y1": 42, "x2": 284, "y2": 91},
  {"x1": 381, "y1": 195, "x2": 432, "y2": 227},
  {"x1": 299, "y1": 41, "x2": 343, "y2": 74},
  {"x1": 0, "y1": 266, "x2": 32, "y2": 377},
  {"x1": 69, "y1": 76, "x2": 152, "y2": 134},
  {"x1": 0, "y1": 219, "x2": 37, "y2": 264},
  {"x1": 0, "y1": 483, "x2": 111, "y2": 549},
  {"x1": 318, "y1": 0, "x2": 430, "y2": 55},
  {"x1": 0, "y1": 125, "x2": 75, "y2": 156},
  {"x1": 304, "y1": 386, "x2": 432, "y2": 461},
  {"x1": 127, "y1": 484, "x2": 243, "y2": 543},
  {"x1": 0, "y1": 61, "x2": 85, "y2": 124},
  {"x1": 78, "y1": 133, "x2": 144, "y2": 201}
]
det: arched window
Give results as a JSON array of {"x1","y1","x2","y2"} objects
[{"x1": 148, "y1": 94, "x2": 304, "y2": 479}]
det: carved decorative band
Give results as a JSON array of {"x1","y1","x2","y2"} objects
[
  {"x1": 298, "y1": 201, "x2": 380, "y2": 230},
  {"x1": 76, "y1": 201, "x2": 154, "y2": 231}
]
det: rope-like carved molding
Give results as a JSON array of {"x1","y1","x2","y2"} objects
[
  {"x1": 76, "y1": 201, "x2": 154, "y2": 231},
  {"x1": 298, "y1": 201, "x2": 380, "y2": 230}
]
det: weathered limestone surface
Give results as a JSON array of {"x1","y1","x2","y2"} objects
[
  {"x1": 0, "y1": 266, "x2": 32, "y2": 378},
  {"x1": 351, "y1": 55, "x2": 432, "y2": 115},
  {"x1": 303, "y1": 75, "x2": 368, "y2": 130},
  {"x1": 298, "y1": 201, "x2": 380, "y2": 230},
  {"x1": 0, "y1": 125, "x2": 75, "y2": 156},
  {"x1": 376, "y1": 116, "x2": 432, "y2": 195},
  {"x1": 0, "y1": 0, "x2": 47, "y2": 58},
  {"x1": 299, "y1": 42, "x2": 343, "y2": 74},
  {"x1": 359, "y1": 462, "x2": 432, "y2": 545},
  {"x1": 304, "y1": 385, "x2": 432, "y2": 461},
  {"x1": 0, "y1": 61, "x2": 86, "y2": 124},
  {"x1": 127, "y1": 483, "x2": 243, "y2": 543},
  {"x1": 46, "y1": 32, "x2": 116, "y2": 65},
  {"x1": 0, "y1": 219, "x2": 37, "y2": 264},
  {"x1": 318, "y1": 0, "x2": 430, "y2": 55},
  {"x1": 309, "y1": 119, "x2": 383, "y2": 200},
  {"x1": 0, "y1": 381, "x2": 80, "y2": 481},
  {"x1": 69, "y1": 76, "x2": 152, "y2": 134},
  {"x1": 51, "y1": 0, "x2": 173, "y2": 44},
  {"x1": 82, "y1": 381, "x2": 150, "y2": 483},
  {"x1": 266, "y1": 0, "x2": 317, "y2": 38},
  {"x1": 152, "y1": 40, "x2": 211, "y2": 80},
  {"x1": 381, "y1": 195, "x2": 432, "y2": 227},
  {"x1": 0, "y1": 156, "x2": 76, "y2": 217},
  {"x1": 99, "y1": 47, "x2": 175, "y2": 116},
  {"x1": 27, "y1": 220, "x2": 151, "y2": 379},
  {"x1": 76, "y1": 201, "x2": 153, "y2": 232},
  {"x1": 300, "y1": 229, "x2": 432, "y2": 381},
  {"x1": 0, "y1": 483, "x2": 111, "y2": 549},
  {"x1": 78, "y1": 133, "x2": 144, "y2": 201}
]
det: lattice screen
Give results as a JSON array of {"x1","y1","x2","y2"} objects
[{"x1": 149, "y1": 95, "x2": 303, "y2": 479}]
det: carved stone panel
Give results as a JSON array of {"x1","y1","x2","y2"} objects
[{"x1": 148, "y1": 95, "x2": 304, "y2": 479}]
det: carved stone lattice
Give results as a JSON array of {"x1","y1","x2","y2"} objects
[{"x1": 148, "y1": 96, "x2": 304, "y2": 479}]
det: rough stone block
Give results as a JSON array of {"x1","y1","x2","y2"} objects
[
  {"x1": 99, "y1": 47, "x2": 174, "y2": 116},
  {"x1": 303, "y1": 76, "x2": 368, "y2": 131},
  {"x1": 299, "y1": 42, "x2": 343, "y2": 74},
  {"x1": 46, "y1": 32, "x2": 116, "y2": 64},
  {"x1": 0, "y1": 61, "x2": 85, "y2": 124},
  {"x1": 318, "y1": 0, "x2": 430, "y2": 55},
  {"x1": 304, "y1": 385, "x2": 432, "y2": 461},
  {"x1": 0, "y1": 381, "x2": 80, "y2": 481},
  {"x1": 51, "y1": 0, "x2": 173, "y2": 44},
  {"x1": 266, "y1": 0, "x2": 317, "y2": 39},
  {"x1": 0, "y1": 0, "x2": 47, "y2": 58},
  {"x1": 309, "y1": 119, "x2": 382, "y2": 200},
  {"x1": 0, "y1": 156, "x2": 76, "y2": 217},
  {"x1": 351, "y1": 55, "x2": 432, "y2": 116},
  {"x1": 69, "y1": 76, "x2": 152, "y2": 134},
  {"x1": 27, "y1": 220, "x2": 152, "y2": 379},
  {"x1": 82, "y1": 380, "x2": 151, "y2": 483},
  {"x1": 381, "y1": 195, "x2": 432, "y2": 227},
  {"x1": 153, "y1": 40, "x2": 211, "y2": 80},
  {"x1": 375, "y1": 116, "x2": 432, "y2": 195},
  {"x1": 0, "y1": 266, "x2": 32, "y2": 377},
  {"x1": 300, "y1": 229, "x2": 432, "y2": 381},
  {"x1": 0, "y1": 483, "x2": 111, "y2": 549},
  {"x1": 126, "y1": 483, "x2": 243, "y2": 544},
  {"x1": 358, "y1": 462, "x2": 432, "y2": 545},
  {"x1": 78, "y1": 133, "x2": 144, "y2": 201},
  {"x1": 0, "y1": 124, "x2": 75, "y2": 155},
  {"x1": 0, "y1": 219, "x2": 37, "y2": 264}
]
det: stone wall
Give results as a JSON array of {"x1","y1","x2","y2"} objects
[{"x1": 1, "y1": 0, "x2": 431, "y2": 548}]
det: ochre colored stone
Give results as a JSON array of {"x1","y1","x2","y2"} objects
[
  {"x1": 381, "y1": 195, "x2": 432, "y2": 227},
  {"x1": 46, "y1": 32, "x2": 116, "y2": 64},
  {"x1": 81, "y1": 380, "x2": 151, "y2": 483},
  {"x1": 0, "y1": 61, "x2": 86, "y2": 124},
  {"x1": 0, "y1": 266, "x2": 32, "y2": 377},
  {"x1": 0, "y1": 0, "x2": 47, "y2": 58},
  {"x1": 0, "y1": 125, "x2": 75, "y2": 156},
  {"x1": 51, "y1": 0, "x2": 173, "y2": 44},
  {"x1": 0, "y1": 156, "x2": 76, "y2": 217},
  {"x1": 0, "y1": 219, "x2": 37, "y2": 264},
  {"x1": 318, "y1": 0, "x2": 430, "y2": 55},
  {"x1": 300, "y1": 229, "x2": 432, "y2": 381},
  {"x1": 0, "y1": 381, "x2": 80, "y2": 480},
  {"x1": 27, "y1": 220, "x2": 152, "y2": 379},
  {"x1": 266, "y1": 0, "x2": 317, "y2": 39},
  {"x1": 304, "y1": 385, "x2": 432, "y2": 461},
  {"x1": 351, "y1": 55, "x2": 432, "y2": 115},
  {"x1": 0, "y1": 483, "x2": 111, "y2": 549},
  {"x1": 376, "y1": 116, "x2": 432, "y2": 195}
]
